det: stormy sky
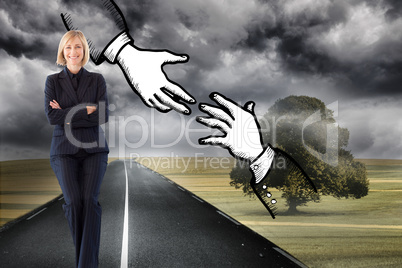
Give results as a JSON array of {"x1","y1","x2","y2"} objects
[{"x1": 0, "y1": 0, "x2": 401, "y2": 161}]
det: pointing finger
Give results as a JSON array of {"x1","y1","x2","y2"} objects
[
  {"x1": 209, "y1": 92, "x2": 241, "y2": 119},
  {"x1": 155, "y1": 92, "x2": 190, "y2": 114},
  {"x1": 163, "y1": 82, "x2": 195, "y2": 104},
  {"x1": 149, "y1": 96, "x2": 172, "y2": 113},
  {"x1": 199, "y1": 103, "x2": 232, "y2": 126},
  {"x1": 196, "y1": 116, "x2": 230, "y2": 133},
  {"x1": 162, "y1": 51, "x2": 189, "y2": 64},
  {"x1": 140, "y1": 95, "x2": 155, "y2": 108},
  {"x1": 198, "y1": 136, "x2": 228, "y2": 147}
]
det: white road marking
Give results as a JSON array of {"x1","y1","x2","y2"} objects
[
  {"x1": 26, "y1": 208, "x2": 47, "y2": 220},
  {"x1": 217, "y1": 210, "x2": 241, "y2": 226},
  {"x1": 273, "y1": 247, "x2": 307, "y2": 268},
  {"x1": 192, "y1": 195, "x2": 204, "y2": 203},
  {"x1": 120, "y1": 160, "x2": 129, "y2": 268},
  {"x1": 58, "y1": 196, "x2": 64, "y2": 201},
  {"x1": 178, "y1": 186, "x2": 186, "y2": 192},
  {"x1": 168, "y1": 180, "x2": 174, "y2": 184}
]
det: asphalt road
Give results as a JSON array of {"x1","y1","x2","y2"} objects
[{"x1": 0, "y1": 160, "x2": 306, "y2": 268}]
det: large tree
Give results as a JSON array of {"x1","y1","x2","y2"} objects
[{"x1": 230, "y1": 95, "x2": 369, "y2": 214}]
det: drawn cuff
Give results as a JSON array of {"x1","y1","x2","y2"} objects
[
  {"x1": 104, "y1": 31, "x2": 133, "y2": 63},
  {"x1": 250, "y1": 145, "x2": 275, "y2": 184}
]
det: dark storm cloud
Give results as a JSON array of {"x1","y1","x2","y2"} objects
[
  {"x1": 117, "y1": 0, "x2": 155, "y2": 35},
  {"x1": 1, "y1": 111, "x2": 52, "y2": 148},
  {"x1": 239, "y1": 1, "x2": 348, "y2": 51},
  {"x1": 0, "y1": 35, "x2": 54, "y2": 62},
  {"x1": 1, "y1": 0, "x2": 401, "y2": 160},
  {"x1": 0, "y1": 1, "x2": 64, "y2": 63},
  {"x1": 175, "y1": 8, "x2": 209, "y2": 30},
  {"x1": 0, "y1": 0, "x2": 62, "y2": 33},
  {"x1": 382, "y1": 0, "x2": 402, "y2": 20},
  {"x1": 236, "y1": 0, "x2": 402, "y2": 97}
]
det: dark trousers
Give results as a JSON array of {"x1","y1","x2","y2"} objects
[{"x1": 50, "y1": 150, "x2": 108, "y2": 268}]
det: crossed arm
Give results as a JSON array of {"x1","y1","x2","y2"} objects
[{"x1": 45, "y1": 75, "x2": 108, "y2": 128}]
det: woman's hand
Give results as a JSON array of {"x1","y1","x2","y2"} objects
[
  {"x1": 86, "y1": 105, "x2": 97, "y2": 115},
  {"x1": 50, "y1": 100, "x2": 61, "y2": 109}
]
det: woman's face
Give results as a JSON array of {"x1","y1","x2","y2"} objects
[{"x1": 63, "y1": 36, "x2": 84, "y2": 67}]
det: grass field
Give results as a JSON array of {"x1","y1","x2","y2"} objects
[
  {"x1": 0, "y1": 159, "x2": 62, "y2": 227},
  {"x1": 1, "y1": 157, "x2": 401, "y2": 267},
  {"x1": 135, "y1": 157, "x2": 402, "y2": 268},
  {"x1": 0, "y1": 158, "x2": 118, "y2": 227}
]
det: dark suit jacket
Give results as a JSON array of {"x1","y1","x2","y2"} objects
[{"x1": 45, "y1": 68, "x2": 109, "y2": 156}]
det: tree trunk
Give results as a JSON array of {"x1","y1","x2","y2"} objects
[{"x1": 287, "y1": 201, "x2": 298, "y2": 214}]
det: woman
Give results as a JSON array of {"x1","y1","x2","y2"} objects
[{"x1": 44, "y1": 30, "x2": 109, "y2": 268}]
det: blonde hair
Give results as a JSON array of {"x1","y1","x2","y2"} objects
[{"x1": 56, "y1": 30, "x2": 90, "y2": 66}]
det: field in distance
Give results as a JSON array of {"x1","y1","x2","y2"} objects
[
  {"x1": 0, "y1": 158, "x2": 117, "y2": 227},
  {"x1": 136, "y1": 157, "x2": 402, "y2": 268},
  {"x1": 1, "y1": 157, "x2": 401, "y2": 267},
  {"x1": 0, "y1": 159, "x2": 62, "y2": 227}
]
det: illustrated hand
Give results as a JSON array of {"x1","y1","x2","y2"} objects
[
  {"x1": 197, "y1": 92, "x2": 264, "y2": 162},
  {"x1": 116, "y1": 44, "x2": 196, "y2": 114},
  {"x1": 50, "y1": 100, "x2": 61, "y2": 109}
]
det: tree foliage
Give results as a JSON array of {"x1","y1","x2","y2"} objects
[{"x1": 230, "y1": 95, "x2": 369, "y2": 213}]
